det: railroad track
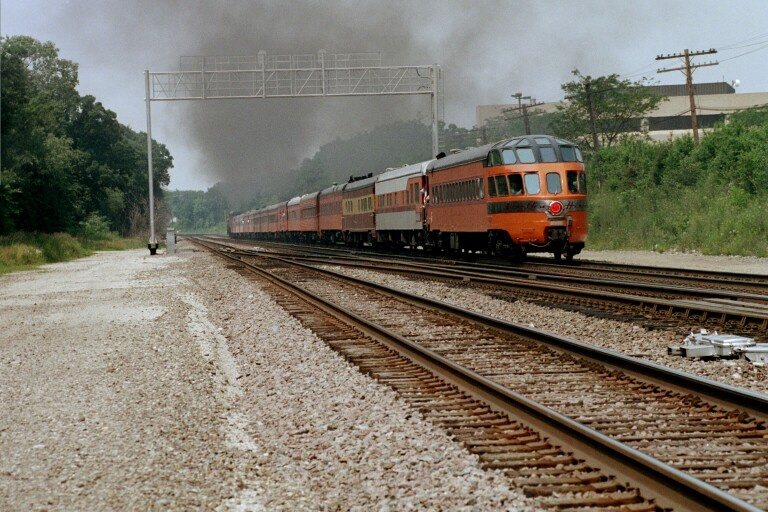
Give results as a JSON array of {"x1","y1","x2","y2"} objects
[
  {"x1": 191, "y1": 237, "x2": 768, "y2": 511},
  {"x1": 523, "y1": 256, "x2": 768, "y2": 296},
  {"x1": 199, "y1": 237, "x2": 768, "y2": 338},
  {"x1": 211, "y1": 237, "x2": 768, "y2": 295}
]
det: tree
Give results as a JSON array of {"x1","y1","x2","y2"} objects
[
  {"x1": 480, "y1": 110, "x2": 563, "y2": 144},
  {"x1": 1, "y1": 35, "x2": 174, "y2": 236},
  {"x1": 552, "y1": 69, "x2": 665, "y2": 150}
]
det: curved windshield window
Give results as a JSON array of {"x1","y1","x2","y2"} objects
[
  {"x1": 560, "y1": 145, "x2": 577, "y2": 162},
  {"x1": 501, "y1": 149, "x2": 517, "y2": 164},
  {"x1": 567, "y1": 171, "x2": 578, "y2": 193},
  {"x1": 540, "y1": 146, "x2": 557, "y2": 162},
  {"x1": 575, "y1": 147, "x2": 583, "y2": 162},
  {"x1": 517, "y1": 147, "x2": 536, "y2": 163},
  {"x1": 534, "y1": 137, "x2": 551, "y2": 145},
  {"x1": 546, "y1": 172, "x2": 562, "y2": 193},
  {"x1": 579, "y1": 172, "x2": 587, "y2": 193},
  {"x1": 524, "y1": 173, "x2": 540, "y2": 194}
]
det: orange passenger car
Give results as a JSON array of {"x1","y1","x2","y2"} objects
[
  {"x1": 318, "y1": 184, "x2": 345, "y2": 244},
  {"x1": 426, "y1": 135, "x2": 587, "y2": 260}
]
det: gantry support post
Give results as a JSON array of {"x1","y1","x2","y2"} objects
[{"x1": 144, "y1": 70, "x2": 158, "y2": 255}]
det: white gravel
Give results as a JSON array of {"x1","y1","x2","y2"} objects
[
  {"x1": 578, "y1": 249, "x2": 768, "y2": 275},
  {"x1": 0, "y1": 242, "x2": 534, "y2": 511},
  {"x1": 323, "y1": 250, "x2": 768, "y2": 396},
  {"x1": 2, "y1": 242, "x2": 764, "y2": 511}
]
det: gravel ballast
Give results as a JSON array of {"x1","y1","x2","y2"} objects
[
  {"x1": 0, "y1": 243, "x2": 534, "y2": 511},
  {"x1": 322, "y1": 251, "x2": 768, "y2": 396},
  {"x1": 1, "y1": 242, "x2": 765, "y2": 510}
]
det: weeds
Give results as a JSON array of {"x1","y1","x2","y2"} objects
[{"x1": 0, "y1": 232, "x2": 147, "y2": 274}]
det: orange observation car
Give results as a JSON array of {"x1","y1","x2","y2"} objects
[{"x1": 426, "y1": 135, "x2": 587, "y2": 260}]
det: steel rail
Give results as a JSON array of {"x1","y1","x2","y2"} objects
[
  {"x1": 212, "y1": 237, "x2": 768, "y2": 297},
  {"x1": 222, "y1": 245, "x2": 768, "y2": 333},
  {"x1": 193, "y1": 238, "x2": 764, "y2": 512},
  {"x1": 202, "y1": 240, "x2": 768, "y2": 418}
]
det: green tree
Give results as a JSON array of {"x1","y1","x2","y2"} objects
[
  {"x1": 0, "y1": 35, "x2": 173, "y2": 236},
  {"x1": 480, "y1": 110, "x2": 563, "y2": 143},
  {"x1": 553, "y1": 69, "x2": 665, "y2": 150},
  {"x1": 166, "y1": 187, "x2": 230, "y2": 232}
]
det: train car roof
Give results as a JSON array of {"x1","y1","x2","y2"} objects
[
  {"x1": 376, "y1": 160, "x2": 431, "y2": 183},
  {"x1": 427, "y1": 143, "x2": 496, "y2": 171},
  {"x1": 263, "y1": 200, "x2": 287, "y2": 212},
  {"x1": 344, "y1": 174, "x2": 377, "y2": 191},
  {"x1": 428, "y1": 135, "x2": 580, "y2": 171},
  {"x1": 287, "y1": 195, "x2": 302, "y2": 206},
  {"x1": 319, "y1": 183, "x2": 346, "y2": 195},
  {"x1": 300, "y1": 191, "x2": 319, "y2": 201}
]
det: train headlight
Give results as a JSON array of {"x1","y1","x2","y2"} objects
[{"x1": 548, "y1": 201, "x2": 564, "y2": 216}]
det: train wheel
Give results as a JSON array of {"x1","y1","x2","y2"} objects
[{"x1": 510, "y1": 244, "x2": 526, "y2": 263}]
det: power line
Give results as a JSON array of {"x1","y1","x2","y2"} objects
[
  {"x1": 716, "y1": 30, "x2": 768, "y2": 51},
  {"x1": 719, "y1": 42, "x2": 768, "y2": 63}
]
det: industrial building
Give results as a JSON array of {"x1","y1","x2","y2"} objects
[{"x1": 476, "y1": 82, "x2": 768, "y2": 142}]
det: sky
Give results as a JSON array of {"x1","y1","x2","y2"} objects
[{"x1": 3, "y1": 0, "x2": 768, "y2": 191}]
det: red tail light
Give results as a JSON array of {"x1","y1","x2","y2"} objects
[{"x1": 548, "y1": 201, "x2": 563, "y2": 216}]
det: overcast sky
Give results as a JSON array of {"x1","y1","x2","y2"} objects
[{"x1": 3, "y1": 0, "x2": 768, "y2": 190}]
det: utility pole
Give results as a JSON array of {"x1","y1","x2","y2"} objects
[
  {"x1": 508, "y1": 92, "x2": 544, "y2": 135},
  {"x1": 656, "y1": 48, "x2": 718, "y2": 146},
  {"x1": 583, "y1": 80, "x2": 599, "y2": 150}
]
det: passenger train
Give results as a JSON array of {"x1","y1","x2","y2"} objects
[{"x1": 228, "y1": 134, "x2": 587, "y2": 261}]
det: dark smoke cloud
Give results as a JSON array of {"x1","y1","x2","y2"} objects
[{"x1": 5, "y1": 0, "x2": 696, "y2": 190}]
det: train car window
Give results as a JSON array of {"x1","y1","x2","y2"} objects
[
  {"x1": 516, "y1": 147, "x2": 536, "y2": 163},
  {"x1": 560, "y1": 145, "x2": 577, "y2": 162},
  {"x1": 524, "y1": 173, "x2": 541, "y2": 194},
  {"x1": 546, "y1": 172, "x2": 562, "y2": 193},
  {"x1": 488, "y1": 177, "x2": 497, "y2": 197},
  {"x1": 489, "y1": 150, "x2": 502, "y2": 166},
  {"x1": 478, "y1": 178, "x2": 484, "y2": 199},
  {"x1": 501, "y1": 149, "x2": 517, "y2": 164},
  {"x1": 495, "y1": 175, "x2": 509, "y2": 196},
  {"x1": 509, "y1": 174, "x2": 524, "y2": 195},
  {"x1": 540, "y1": 147, "x2": 557, "y2": 163},
  {"x1": 534, "y1": 137, "x2": 550, "y2": 145},
  {"x1": 579, "y1": 172, "x2": 587, "y2": 193},
  {"x1": 567, "y1": 171, "x2": 579, "y2": 192},
  {"x1": 575, "y1": 147, "x2": 583, "y2": 162}
]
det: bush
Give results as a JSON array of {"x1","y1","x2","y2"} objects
[
  {"x1": 78, "y1": 213, "x2": 113, "y2": 241},
  {"x1": 0, "y1": 243, "x2": 45, "y2": 271}
]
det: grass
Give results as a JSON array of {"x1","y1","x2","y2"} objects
[
  {"x1": 0, "y1": 232, "x2": 148, "y2": 274},
  {"x1": 586, "y1": 186, "x2": 768, "y2": 257}
]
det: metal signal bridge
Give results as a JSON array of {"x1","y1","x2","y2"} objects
[{"x1": 143, "y1": 51, "x2": 442, "y2": 253}]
